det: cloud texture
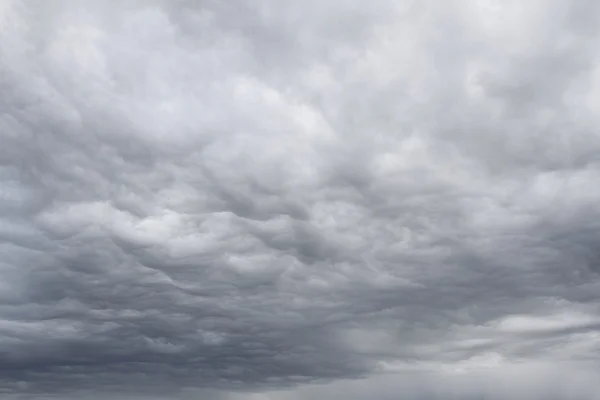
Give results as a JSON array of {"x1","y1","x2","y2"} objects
[{"x1": 2, "y1": 0, "x2": 600, "y2": 398}]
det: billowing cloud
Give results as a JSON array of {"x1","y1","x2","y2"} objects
[{"x1": 2, "y1": 0, "x2": 600, "y2": 398}]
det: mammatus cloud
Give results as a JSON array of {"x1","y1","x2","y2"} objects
[{"x1": 1, "y1": 0, "x2": 600, "y2": 398}]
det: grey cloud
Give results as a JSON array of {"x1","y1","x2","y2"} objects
[{"x1": 2, "y1": 0, "x2": 600, "y2": 398}]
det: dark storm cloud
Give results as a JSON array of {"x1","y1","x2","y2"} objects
[{"x1": 2, "y1": 0, "x2": 600, "y2": 399}]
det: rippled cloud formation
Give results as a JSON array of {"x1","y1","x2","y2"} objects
[{"x1": 2, "y1": 0, "x2": 600, "y2": 399}]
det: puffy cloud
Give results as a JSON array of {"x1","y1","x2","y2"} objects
[{"x1": 2, "y1": 0, "x2": 600, "y2": 398}]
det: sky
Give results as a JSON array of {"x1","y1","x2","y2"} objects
[{"x1": 1, "y1": 0, "x2": 600, "y2": 398}]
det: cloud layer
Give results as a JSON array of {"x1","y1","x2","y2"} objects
[{"x1": 2, "y1": 0, "x2": 600, "y2": 398}]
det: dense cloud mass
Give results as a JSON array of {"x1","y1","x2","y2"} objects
[{"x1": 2, "y1": 0, "x2": 600, "y2": 398}]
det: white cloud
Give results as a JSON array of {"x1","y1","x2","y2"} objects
[{"x1": 1, "y1": 0, "x2": 600, "y2": 398}]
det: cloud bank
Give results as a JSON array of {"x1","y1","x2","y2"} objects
[{"x1": 1, "y1": 0, "x2": 600, "y2": 398}]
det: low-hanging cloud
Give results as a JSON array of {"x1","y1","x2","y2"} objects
[{"x1": 2, "y1": 0, "x2": 600, "y2": 398}]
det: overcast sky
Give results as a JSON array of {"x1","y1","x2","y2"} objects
[{"x1": 2, "y1": 0, "x2": 600, "y2": 398}]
